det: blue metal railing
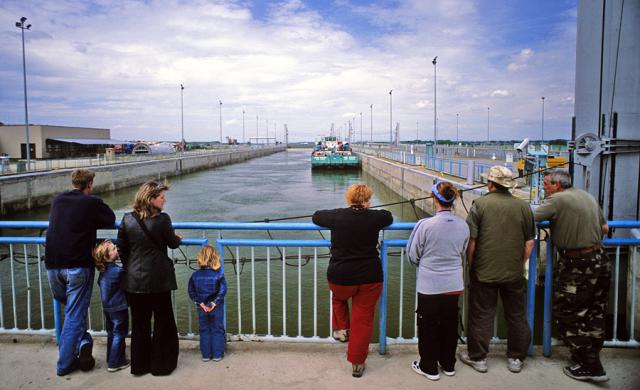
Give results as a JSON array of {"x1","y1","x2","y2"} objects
[{"x1": 1, "y1": 220, "x2": 639, "y2": 356}]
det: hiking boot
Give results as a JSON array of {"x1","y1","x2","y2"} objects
[
  {"x1": 78, "y1": 342, "x2": 95, "y2": 371},
  {"x1": 411, "y1": 360, "x2": 439, "y2": 381},
  {"x1": 458, "y1": 351, "x2": 488, "y2": 373},
  {"x1": 352, "y1": 363, "x2": 365, "y2": 378},
  {"x1": 563, "y1": 364, "x2": 609, "y2": 382},
  {"x1": 332, "y1": 329, "x2": 349, "y2": 343},
  {"x1": 507, "y1": 358, "x2": 523, "y2": 373},
  {"x1": 107, "y1": 360, "x2": 131, "y2": 372}
]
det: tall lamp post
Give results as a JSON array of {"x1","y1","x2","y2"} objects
[
  {"x1": 541, "y1": 96, "x2": 545, "y2": 142},
  {"x1": 242, "y1": 109, "x2": 245, "y2": 144},
  {"x1": 487, "y1": 107, "x2": 490, "y2": 143},
  {"x1": 359, "y1": 112, "x2": 363, "y2": 146},
  {"x1": 218, "y1": 100, "x2": 223, "y2": 144},
  {"x1": 369, "y1": 104, "x2": 373, "y2": 142},
  {"x1": 180, "y1": 84, "x2": 185, "y2": 147},
  {"x1": 432, "y1": 56, "x2": 438, "y2": 147},
  {"x1": 256, "y1": 115, "x2": 259, "y2": 141},
  {"x1": 456, "y1": 113, "x2": 459, "y2": 143},
  {"x1": 389, "y1": 90, "x2": 393, "y2": 143},
  {"x1": 16, "y1": 16, "x2": 32, "y2": 167}
]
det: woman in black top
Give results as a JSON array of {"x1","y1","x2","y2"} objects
[
  {"x1": 312, "y1": 184, "x2": 393, "y2": 378},
  {"x1": 117, "y1": 181, "x2": 182, "y2": 376}
]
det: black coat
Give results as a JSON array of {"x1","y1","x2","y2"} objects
[
  {"x1": 312, "y1": 207, "x2": 393, "y2": 285},
  {"x1": 45, "y1": 189, "x2": 115, "y2": 269},
  {"x1": 117, "y1": 212, "x2": 181, "y2": 293}
]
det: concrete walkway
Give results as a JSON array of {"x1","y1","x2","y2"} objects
[{"x1": 1, "y1": 335, "x2": 638, "y2": 390}]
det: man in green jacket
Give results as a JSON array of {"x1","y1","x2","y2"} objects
[{"x1": 534, "y1": 169, "x2": 610, "y2": 383}]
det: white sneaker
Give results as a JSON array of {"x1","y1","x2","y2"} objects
[
  {"x1": 411, "y1": 360, "x2": 440, "y2": 381},
  {"x1": 458, "y1": 351, "x2": 488, "y2": 373},
  {"x1": 202, "y1": 357, "x2": 211, "y2": 362},
  {"x1": 107, "y1": 360, "x2": 130, "y2": 372},
  {"x1": 438, "y1": 363, "x2": 455, "y2": 376},
  {"x1": 507, "y1": 358, "x2": 523, "y2": 373}
]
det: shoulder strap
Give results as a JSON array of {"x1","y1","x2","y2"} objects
[{"x1": 131, "y1": 212, "x2": 164, "y2": 252}]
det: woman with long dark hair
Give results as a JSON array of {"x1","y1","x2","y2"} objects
[{"x1": 117, "y1": 180, "x2": 182, "y2": 376}]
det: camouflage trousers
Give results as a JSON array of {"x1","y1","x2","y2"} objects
[{"x1": 554, "y1": 247, "x2": 610, "y2": 370}]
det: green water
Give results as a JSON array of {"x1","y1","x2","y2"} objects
[{"x1": 0, "y1": 149, "x2": 426, "y2": 338}]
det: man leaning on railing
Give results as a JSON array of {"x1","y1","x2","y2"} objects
[
  {"x1": 534, "y1": 169, "x2": 610, "y2": 383},
  {"x1": 45, "y1": 169, "x2": 116, "y2": 376}
]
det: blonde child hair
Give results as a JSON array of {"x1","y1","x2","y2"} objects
[
  {"x1": 92, "y1": 240, "x2": 113, "y2": 273},
  {"x1": 197, "y1": 245, "x2": 221, "y2": 271}
]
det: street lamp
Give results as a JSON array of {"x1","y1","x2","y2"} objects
[
  {"x1": 180, "y1": 84, "x2": 185, "y2": 147},
  {"x1": 359, "y1": 112, "x2": 363, "y2": 146},
  {"x1": 456, "y1": 113, "x2": 459, "y2": 143},
  {"x1": 369, "y1": 104, "x2": 373, "y2": 142},
  {"x1": 256, "y1": 115, "x2": 259, "y2": 141},
  {"x1": 487, "y1": 107, "x2": 490, "y2": 143},
  {"x1": 242, "y1": 109, "x2": 245, "y2": 144},
  {"x1": 541, "y1": 96, "x2": 545, "y2": 142},
  {"x1": 389, "y1": 90, "x2": 393, "y2": 143},
  {"x1": 218, "y1": 100, "x2": 223, "y2": 144},
  {"x1": 432, "y1": 56, "x2": 438, "y2": 147},
  {"x1": 16, "y1": 16, "x2": 32, "y2": 167}
]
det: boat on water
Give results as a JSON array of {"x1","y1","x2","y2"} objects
[{"x1": 311, "y1": 136, "x2": 361, "y2": 169}]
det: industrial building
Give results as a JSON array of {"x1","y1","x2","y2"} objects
[{"x1": 0, "y1": 124, "x2": 125, "y2": 159}]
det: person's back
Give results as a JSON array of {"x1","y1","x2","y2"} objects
[
  {"x1": 46, "y1": 189, "x2": 116, "y2": 269},
  {"x1": 467, "y1": 190, "x2": 534, "y2": 282}
]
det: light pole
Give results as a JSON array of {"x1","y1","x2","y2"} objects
[
  {"x1": 541, "y1": 96, "x2": 545, "y2": 142},
  {"x1": 242, "y1": 109, "x2": 245, "y2": 144},
  {"x1": 218, "y1": 100, "x2": 223, "y2": 144},
  {"x1": 180, "y1": 84, "x2": 184, "y2": 147},
  {"x1": 369, "y1": 104, "x2": 373, "y2": 142},
  {"x1": 359, "y1": 112, "x2": 363, "y2": 146},
  {"x1": 389, "y1": 90, "x2": 393, "y2": 143},
  {"x1": 16, "y1": 16, "x2": 32, "y2": 166},
  {"x1": 487, "y1": 107, "x2": 490, "y2": 143},
  {"x1": 256, "y1": 115, "x2": 259, "y2": 140},
  {"x1": 432, "y1": 56, "x2": 438, "y2": 147},
  {"x1": 456, "y1": 113, "x2": 459, "y2": 143},
  {"x1": 416, "y1": 121, "x2": 419, "y2": 140}
]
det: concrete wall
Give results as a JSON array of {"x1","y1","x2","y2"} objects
[
  {"x1": 0, "y1": 146, "x2": 284, "y2": 215},
  {"x1": 359, "y1": 153, "x2": 486, "y2": 218}
]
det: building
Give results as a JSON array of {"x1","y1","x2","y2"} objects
[{"x1": 0, "y1": 124, "x2": 125, "y2": 159}]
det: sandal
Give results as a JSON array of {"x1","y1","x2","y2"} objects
[
  {"x1": 352, "y1": 363, "x2": 365, "y2": 378},
  {"x1": 332, "y1": 329, "x2": 349, "y2": 343}
]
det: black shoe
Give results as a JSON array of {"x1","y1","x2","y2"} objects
[
  {"x1": 57, "y1": 359, "x2": 79, "y2": 376},
  {"x1": 563, "y1": 364, "x2": 609, "y2": 382},
  {"x1": 78, "y1": 343, "x2": 95, "y2": 371}
]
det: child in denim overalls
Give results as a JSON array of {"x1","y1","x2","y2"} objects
[
  {"x1": 93, "y1": 240, "x2": 130, "y2": 372},
  {"x1": 188, "y1": 245, "x2": 227, "y2": 361}
]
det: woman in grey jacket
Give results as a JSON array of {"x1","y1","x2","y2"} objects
[
  {"x1": 117, "y1": 181, "x2": 182, "y2": 376},
  {"x1": 406, "y1": 181, "x2": 469, "y2": 381}
]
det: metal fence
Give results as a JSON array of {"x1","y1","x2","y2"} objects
[{"x1": 0, "y1": 220, "x2": 638, "y2": 356}]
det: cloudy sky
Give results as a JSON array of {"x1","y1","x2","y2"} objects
[{"x1": 1, "y1": 0, "x2": 577, "y2": 142}]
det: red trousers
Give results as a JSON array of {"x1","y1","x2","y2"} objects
[{"x1": 328, "y1": 281, "x2": 383, "y2": 364}]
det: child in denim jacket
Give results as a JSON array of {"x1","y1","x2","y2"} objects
[
  {"x1": 188, "y1": 245, "x2": 227, "y2": 361},
  {"x1": 93, "y1": 240, "x2": 130, "y2": 372}
]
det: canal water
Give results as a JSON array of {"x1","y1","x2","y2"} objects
[{"x1": 1, "y1": 149, "x2": 427, "y2": 338}]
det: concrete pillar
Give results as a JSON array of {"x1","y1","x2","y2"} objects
[{"x1": 466, "y1": 160, "x2": 475, "y2": 185}]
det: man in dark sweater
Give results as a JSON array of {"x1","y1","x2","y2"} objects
[{"x1": 46, "y1": 169, "x2": 116, "y2": 376}]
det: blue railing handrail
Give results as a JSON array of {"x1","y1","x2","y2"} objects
[
  {"x1": 0, "y1": 221, "x2": 418, "y2": 231},
  {"x1": 0, "y1": 236, "x2": 208, "y2": 246}
]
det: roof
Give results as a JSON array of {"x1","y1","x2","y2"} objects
[{"x1": 47, "y1": 138, "x2": 128, "y2": 145}]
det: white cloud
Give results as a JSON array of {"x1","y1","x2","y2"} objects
[
  {"x1": 490, "y1": 89, "x2": 512, "y2": 97},
  {"x1": 507, "y1": 48, "x2": 535, "y2": 71}
]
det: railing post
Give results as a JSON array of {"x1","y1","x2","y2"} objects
[
  {"x1": 543, "y1": 239, "x2": 554, "y2": 357},
  {"x1": 379, "y1": 241, "x2": 388, "y2": 354},
  {"x1": 527, "y1": 237, "x2": 538, "y2": 356},
  {"x1": 466, "y1": 160, "x2": 474, "y2": 185},
  {"x1": 217, "y1": 240, "x2": 227, "y2": 333}
]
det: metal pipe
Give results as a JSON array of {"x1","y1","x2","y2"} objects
[
  {"x1": 526, "y1": 236, "x2": 538, "y2": 356},
  {"x1": 543, "y1": 239, "x2": 554, "y2": 357}
]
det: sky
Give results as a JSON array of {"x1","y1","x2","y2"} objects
[{"x1": 0, "y1": 0, "x2": 577, "y2": 143}]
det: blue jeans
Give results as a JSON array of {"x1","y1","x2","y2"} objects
[
  {"x1": 198, "y1": 304, "x2": 225, "y2": 359},
  {"x1": 47, "y1": 267, "x2": 95, "y2": 375},
  {"x1": 105, "y1": 309, "x2": 129, "y2": 369}
]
